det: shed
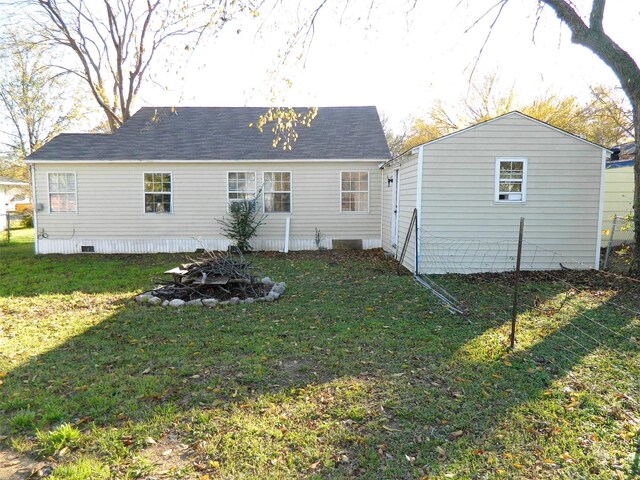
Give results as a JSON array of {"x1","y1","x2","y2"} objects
[
  {"x1": 382, "y1": 111, "x2": 609, "y2": 274},
  {"x1": 25, "y1": 106, "x2": 390, "y2": 254}
]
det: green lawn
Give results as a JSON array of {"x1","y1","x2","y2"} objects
[{"x1": 0, "y1": 229, "x2": 638, "y2": 479}]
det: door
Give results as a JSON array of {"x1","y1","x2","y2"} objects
[{"x1": 391, "y1": 169, "x2": 400, "y2": 247}]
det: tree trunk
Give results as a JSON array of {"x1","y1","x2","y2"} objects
[{"x1": 632, "y1": 102, "x2": 640, "y2": 273}]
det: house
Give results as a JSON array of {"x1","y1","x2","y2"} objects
[
  {"x1": 0, "y1": 176, "x2": 29, "y2": 231},
  {"x1": 602, "y1": 144, "x2": 634, "y2": 243},
  {"x1": 381, "y1": 111, "x2": 609, "y2": 275},
  {"x1": 25, "y1": 106, "x2": 390, "y2": 254}
]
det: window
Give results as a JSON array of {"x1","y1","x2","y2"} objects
[
  {"x1": 495, "y1": 158, "x2": 527, "y2": 203},
  {"x1": 341, "y1": 171, "x2": 369, "y2": 212},
  {"x1": 144, "y1": 173, "x2": 172, "y2": 213},
  {"x1": 228, "y1": 172, "x2": 256, "y2": 209},
  {"x1": 48, "y1": 173, "x2": 77, "y2": 213},
  {"x1": 264, "y1": 172, "x2": 291, "y2": 213}
]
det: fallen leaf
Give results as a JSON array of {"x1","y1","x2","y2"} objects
[
  {"x1": 448, "y1": 430, "x2": 464, "y2": 440},
  {"x1": 436, "y1": 446, "x2": 446, "y2": 460},
  {"x1": 141, "y1": 367, "x2": 152, "y2": 375}
]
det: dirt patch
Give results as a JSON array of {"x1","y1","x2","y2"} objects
[
  {"x1": 136, "y1": 435, "x2": 194, "y2": 479},
  {"x1": 0, "y1": 449, "x2": 49, "y2": 480}
]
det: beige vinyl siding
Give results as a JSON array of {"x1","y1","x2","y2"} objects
[
  {"x1": 418, "y1": 114, "x2": 604, "y2": 274},
  {"x1": 33, "y1": 161, "x2": 382, "y2": 253},
  {"x1": 381, "y1": 154, "x2": 419, "y2": 272},
  {"x1": 602, "y1": 164, "x2": 633, "y2": 240},
  {"x1": 381, "y1": 168, "x2": 393, "y2": 251}
]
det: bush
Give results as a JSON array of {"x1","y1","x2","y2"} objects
[
  {"x1": 22, "y1": 213, "x2": 33, "y2": 228},
  {"x1": 216, "y1": 197, "x2": 266, "y2": 253}
]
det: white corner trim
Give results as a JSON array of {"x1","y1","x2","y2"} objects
[
  {"x1": 30, "y1": 164, "x2": 39, "y2": 254},
  {"x1": 415, "y1": 145, "x2": 424, "y2": 274},
  {"x1": 595, "y1": 149, "x2": 607, "y2": 269}
]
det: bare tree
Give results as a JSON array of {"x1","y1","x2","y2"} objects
[
  {"x1": 0, "y1": 32, "x2": 86, "y2": 180},
  {"x1": 27, "y1": 0, "x2": 262, "y2": 132}
]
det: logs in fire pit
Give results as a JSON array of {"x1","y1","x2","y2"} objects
[{"x1": 135, "y1": 251, "x2": 285, "y2": 307}]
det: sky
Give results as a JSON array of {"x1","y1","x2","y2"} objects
[
  {"x1": 0, "y1": 0, "x2": 639, "y2": 145},
  {"x1": 138, "y1": 0, "x2": 640, "y2": 133}
]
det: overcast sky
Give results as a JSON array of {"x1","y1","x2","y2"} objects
[{"x1": 139, "y1": 0, "x2": 639, "y2": 132}]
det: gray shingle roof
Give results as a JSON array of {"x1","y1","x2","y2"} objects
[{"x1": 26, "y1": 106, "x2": 390, "y2": 162}]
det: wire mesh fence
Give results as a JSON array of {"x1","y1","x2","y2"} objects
[{"x1": 410, "y1": 220, "x2": 639, "y2": 437}]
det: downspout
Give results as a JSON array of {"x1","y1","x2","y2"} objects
[
  {"x1": 595, "y1": 149, "x2": 607, "y2": 269},
  {"x1": 415, "y1": 145, "x2": 424, "y2": 275},
  {"x1": 29, "y1": 163, "x2": 39, "y2": 254}
]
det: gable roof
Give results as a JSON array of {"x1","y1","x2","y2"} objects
[
  {"x1": 386, "y1": 111, "x2": 610, "y2": 166},
  {"x1": 26, "y1": 106, "x2": 391, "y2": 162}
]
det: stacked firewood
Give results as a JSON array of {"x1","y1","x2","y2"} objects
[{"x1": 151, "y1": 252, "x2": 268, "y2": 301}]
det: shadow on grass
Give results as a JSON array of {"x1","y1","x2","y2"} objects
[{"x1": 0, "y1": 254, "x2": 638, "y2": 478}]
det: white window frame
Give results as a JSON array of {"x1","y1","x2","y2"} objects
[
  {"x1": 143, "y1": 172, "x2": 173, "y2": 214},
  {"x1": 340, "y1": 171, "x2": 370, "y2": 213},
  {"x1": 47, "y1": 172, "x2": 77, "y2": 214},
  {"x1": 263, "y1": 171, "x2": 292, "y2": 214},
  {"x1": 227, "y1": 171, "x2": 257, "y2": 212},
  {"x1": 495, "y1": 158, "x2": 527, "y2": 204}
]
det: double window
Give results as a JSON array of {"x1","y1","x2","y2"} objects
[
  {"x1": 144, "y1": 173, "x2": 172, "y2": 213},
  {"x1": 495, "y1": 158, "x2": 527, "y2": 203},
  {"x1": 264, "y1": 172, "x2": 291, "y2": 213},
  {"x1": 48, "y1": 173, "x2": 77, "y2": 213},
  {"x1": 341, "y1": 171, "x2": 369, "y2": 212}
]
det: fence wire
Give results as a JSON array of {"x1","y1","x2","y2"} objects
[{"x1": 413, "y1": 231, "x2": 640, "y2": 426}]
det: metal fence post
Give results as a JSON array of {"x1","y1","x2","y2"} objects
[
  {"x1": 510, "y1": 217, "x2": 524, "y2": 349},
  {"x1": 5, "y1": 212, "x2": 10, "y2": 243},
  {"x1": 603, "y1": 215, "x2": 617, "y2": 271}
]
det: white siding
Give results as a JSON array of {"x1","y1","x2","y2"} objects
[
  {"x1": 602, "y1": 164, "x2": 633, "y2": 237},
  {"x1": 382, "y1": 154, "x2": 418, "y2": 272},
  {"x1": 418, "y1": 114, "x2": 604, "y2": 274},
  {"x1": 33, "y1": 161, "x2": 383, "y2": 254}
]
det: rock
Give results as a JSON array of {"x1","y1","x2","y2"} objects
[
  {"x1": 229, "y1": 297, "x2": 240, "y2": 305},
  {"x1": 161, "y1": 300, "x2": 169, "y2": 307},
  {"x1": 271, "y1": 283, "x2": 286, "y2": 295},
  {"x1": 202, "y1": 298, "x2": 218, "y2": 307},
  {"x1": 185, "y1": 299, "x2": 203, "y2": 306},
  {"x1": 219, "y1": 301, "x2": 229, "y2": 305},
  {"x1": 264, "y1": 294, "x2": 275, "y2": 302},
  {"x1": 270, "y1": 292, "x2": 281, "y2": 300},
  {"x1": 169, "y1": 299, "x2": 185, "y2": 307},
  {"x1": 135, "y1": 293, "x2": 152, "y2": 304},
  {"x1": 244, "y1": 297, "x2": 255, "y2": 304},
  {"x1": 255, "y1": 297, "x2": 266, "y2": 302},
  {"x1": 148, "y1": 296, "x2": 163, "y2": 306},
  {"x1": 261, "y1": 277, "x2": 275, "y2": 287}
]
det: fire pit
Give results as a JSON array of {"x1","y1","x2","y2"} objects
[{"x1": 135, "y1": 251, "x2": 285, "y2": 307}]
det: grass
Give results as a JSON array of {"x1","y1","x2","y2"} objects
[{"x1": 0, "y1": 229, "x2": 638, "y2": 479}]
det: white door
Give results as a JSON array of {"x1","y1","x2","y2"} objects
[{"x1": 391, "y1": 169, "x2": 400, "y2": 247}]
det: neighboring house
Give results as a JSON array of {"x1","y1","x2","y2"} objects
[
  {"x1": 0, "y1": 176, "x2": 29, "y2": 231},
  {"x1": 603, "y1": 159, "x2": 633, "y2": 228},
  {"x1": 25, "y1": 106, "x2": 390, "y2": 254},
  {"x1": 382, "y1": 111, "x2": 609, "y2": 274}
]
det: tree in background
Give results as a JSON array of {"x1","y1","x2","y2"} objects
[
  {"x1": 387, "y1": 76, "x2": 632, "y2": 157},
  {"x1": 0, "y1": 32, "x2": 87, "y2": 181},
  {"x1": 26, "y1": 0, "x2": 262, "y2": 132}
]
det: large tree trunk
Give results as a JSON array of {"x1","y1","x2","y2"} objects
[
  {"x1": 538, "y1": 0, "x2": 640, "y2": 274},
  {"x1": 633, "y1": 103, "x2": 640, "y2": 273}
]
